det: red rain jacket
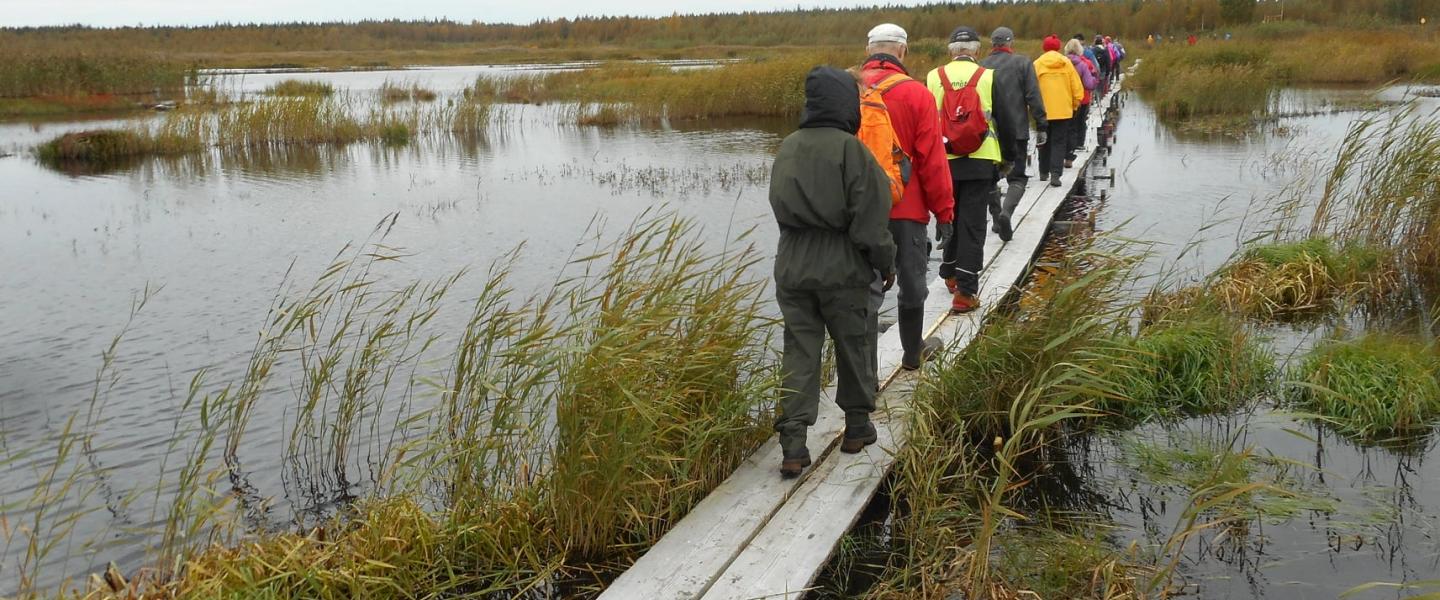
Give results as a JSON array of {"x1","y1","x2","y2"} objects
[{"x1": 861, "y1": 57, "x2": 954, "y2": 225}]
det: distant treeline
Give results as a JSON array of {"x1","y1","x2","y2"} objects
[{"x1": 4, "y1": 0, "x2": 1439, "y2": 55}]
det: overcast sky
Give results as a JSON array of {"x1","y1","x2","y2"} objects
[{"x1": 2, "y1": 0, "x2": 896, "y2": 28}]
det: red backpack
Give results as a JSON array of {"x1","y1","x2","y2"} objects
[{"x1": 936, "y1": 64, "x2": 990, "y2": 156}]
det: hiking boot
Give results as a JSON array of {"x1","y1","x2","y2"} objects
[
  {"x1": 898, "y1": 308, "x2": 925, "y2": 370},
  {"x1": 993, "y1": 212, "x2": 1013, "y2": 242},
  {"x1": 951, "y1": 292, "x2": 981, "y2": 314},
  {"x1": 1064, "y1": 159, "x2": 1075, "y2": 169},
  {"x1": 1049, "y1": 174, "x2": 1063, "y2": 187},
  {"x1": 944, "y1": 277, "x2": 959, "y2": 296},
  {"x1": 903, "y1": 336, "x2": 944, "y2": 371},
  {"x1": 840, "y1": 421, "x2": 878, "y2": 454},
  {"x1": 779, "y1": 449, "x2": 812, "y2": 478}
]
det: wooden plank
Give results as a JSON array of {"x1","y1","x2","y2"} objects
[
  {"x1": 607, "y1": 80, "x2": 1125, "y2": 600},
  {"x1": 598, "y1": 394, "x2": 845, "y2": 599},
  {"x1": 699, "y1": 87, "x2": 1119, "y2": 600}
]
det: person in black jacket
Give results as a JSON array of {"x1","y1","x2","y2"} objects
[
  {"x1": 980, "y1": 26, "x2": 1048, "y2": 242},
  {"x1": 1091, "y1": 35, "x2": 1113, "y2": 95}
]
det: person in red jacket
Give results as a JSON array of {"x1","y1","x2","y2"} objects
[{"x1": 859, "y1": 23, "x2": 956, "y2": 371}]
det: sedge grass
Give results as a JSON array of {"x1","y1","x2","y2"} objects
[
  {"x1": 33, "y1": 92, "x2": 493, "y2": 166},
  {"x1": 1200, "y1": 237, "x2": 1400, "y2": 319},
  {"x1": 378, "y1": 81, "x2": 437, "y2": 103},
  {"x1": 1289, "y1": 334, "x2": 1440, "y2": 441},
  {"x1": 27, "y1": 213, "x2": 776, "y2": 599},
  {"x1": 261, "y1": 79, "x2": 335, "y2": 97}
]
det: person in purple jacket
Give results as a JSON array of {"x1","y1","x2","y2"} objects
[{"x1": 1063, "y1": 38, "x2": 1098, "y2": 166}]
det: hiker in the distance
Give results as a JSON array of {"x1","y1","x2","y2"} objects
[
  {"x1": 857, "y1": 23, "x2": 955, "y2": 371},
  {"x1": 1064, "y1": 38, "x2": 1099, "y2": 169},
  {"x1": 980, "y1": 25, "x2": 1048, "y2": 242},
  {"x1": 1033, "y1": 34, "x2": 1084, "y2": 187},
  {"x1": 1091, "y1": 35, "x2": 1113, "y2": 95},
  {"x1": 927, "y1": 25, "x2": 1017, "y2": 315},
  {"x1": 769, "y1": 66, "x2": 897, "y2": 478}
]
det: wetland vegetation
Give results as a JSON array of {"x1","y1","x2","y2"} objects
[{"x1": 7, "y1": 1, "x2": 1440, "y2": 598}]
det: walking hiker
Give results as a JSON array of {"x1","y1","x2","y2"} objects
[
  {"x1": 1063, "y1": 38, "x2": 1098, "y2": 168},
  {"x1": 1033, "y1": 35, "x2": 1083, "y2": 187},
  {"x1": 857, "y1": 24, "x2": 956, "y2": 372},
  {"x1": 769, "y1": 66, "x2": 897, "y2": 478},
  {"x1": 927, "y1": 25, "x2": 1017, "y2": 315},
  {"x1": 980, "y1": 25, "x2": 1048, "y2": 242},
  {"x1": 1090, "y1": 35, "x2": 1113, "y2": 95}
]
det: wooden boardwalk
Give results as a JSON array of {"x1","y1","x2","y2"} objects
[{"x1": 601, "y1": 77, "x2": 1126, "y2": 600}]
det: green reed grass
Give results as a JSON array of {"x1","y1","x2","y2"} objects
[
  {"x1": 472, "y1": 52, "x2": 844, "y2": 123},
  {"x1": 1290, "y1": 334, "x2": 1440, "y2": 441},
  {"x1": 33, "y1": 92, "x2": 493, "y2": 166},
  {"x1": 1310, "y1": 110, "x2": 1440, "y2": 290},
  {"x1": 378, "y1": 81, "x2": 437, "y2": 103},
  {"x1": 262, "y1": 79, "x2": 335, "y2": 97},
  {"x1": 1104, "y1": 314, "x2": 1274, "y2": 419},
  {"x1": 39, "y1": 213, "x2": 776, "y2": 599},
  {"x1": 1201, "y1": 237, "x2": 1399, "y2": 318},
  {"x1": 0, "y1": 51, "x2": 189, "y2": 99}
]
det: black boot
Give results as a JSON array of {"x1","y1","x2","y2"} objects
[
  {"x1": 899, "y1": 308, "x2": 926, "y2": 370},
  {"x1": 995, "y1": 182, "x2": 1025, "y2": 242}
]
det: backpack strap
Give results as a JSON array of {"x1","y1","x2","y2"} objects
[
  {"x1": 873, "y1": 73, "x2": 911, "y2": 95},
  {"x1": 937, "y1": 63, "x2": 985, "y2": 90},
  {"x1": 964, "y1": 66, "x2": 986, "y2": 89}
]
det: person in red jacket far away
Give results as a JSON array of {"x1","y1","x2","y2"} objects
[{"x1": 858, "y1": 23, "x2": 957, "y2": 372}]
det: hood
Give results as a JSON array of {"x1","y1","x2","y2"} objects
[
  {"x1": 799, "y1": 66, "x2": 860, "y2": 134},
  {"x1": 1034, "y1": 51, "x2": 1072, "y2": 73}
]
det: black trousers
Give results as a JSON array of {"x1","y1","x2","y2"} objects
[
  {"x1": 1037, "y1": 118, "x2": 1070, "y2": 178},
  {"x1": 940, "y1": 177, "x2": 992, "y2": 297},
  {"x1": 1067, "y1": 103, "x2": 1089, "y2": 160}
]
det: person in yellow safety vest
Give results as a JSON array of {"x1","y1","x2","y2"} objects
[{"x1": 926, "y1": 25, "x2": 1018, "y2": 315}]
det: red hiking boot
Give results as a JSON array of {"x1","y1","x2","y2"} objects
[{"x1": 951, "y1": 292, "x2": 980, "y2": 314}]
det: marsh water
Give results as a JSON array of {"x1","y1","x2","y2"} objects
[{"x1": 2, "y1": 63, "x2": 1439, "y2": 596}]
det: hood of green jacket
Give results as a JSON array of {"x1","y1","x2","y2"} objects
[{"x1": 799, "y1": 66, "x2": 860, "y2": 134}]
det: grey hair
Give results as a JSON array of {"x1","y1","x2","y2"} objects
[
  {"x1": 1064, "y1": 39, "x2": 1086, "y2": 56},
  {"x1": 949, "y1": 40, "x2": 981, "y2": 57},
  {"x1": 866, "y1": 40, "x2": 907, "y2": 56}
]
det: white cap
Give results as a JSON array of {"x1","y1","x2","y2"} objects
[{"x1": 867, "y1": 23, "x2": 908, "y2": 45}]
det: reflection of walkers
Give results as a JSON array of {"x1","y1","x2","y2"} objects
[
  {"x1": 858, "y1": 24, "x2": 955, "y2": 372},
  {"x1": 1063, "y1": 39, "x2": 1098, "y2": 168},
  {"x1": 980, "y1": 25, "x2": 1047, "y2": 242},
  {"x1": 926, "y1": 25, "x2": 1016, "y2": 314},
  {"x1": 1033, "y1": 35, "x2": 1083, "y2": 187},
  {"x1": 769, "y1": 66, "x2": 897, "y2": 479}
]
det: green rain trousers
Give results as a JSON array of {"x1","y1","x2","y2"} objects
[{"x1": 774, "y1": 285, "x2": 878, "y2": 457}]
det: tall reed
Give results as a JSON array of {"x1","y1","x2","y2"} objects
[{"x1": 29, "y1": 213, "x2": 776, "y2": 599}]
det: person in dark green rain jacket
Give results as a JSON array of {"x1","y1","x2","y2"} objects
[{"x1": 768, "y1": 65, "x2": 897, "y2": 478}]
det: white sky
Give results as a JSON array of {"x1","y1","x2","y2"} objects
[{"x1": 1, "y1": 0, "x2": 899, "y2": 27}]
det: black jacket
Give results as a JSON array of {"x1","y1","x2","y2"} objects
[{"x1": 980, "y1": 49, "x2": 1048, "y2": 142}]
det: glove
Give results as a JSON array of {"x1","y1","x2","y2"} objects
[
  {"x1": 1036, "y1": 130, "x2": 1048, "y2": 147},
  {"x1": 935, "y1": 222, "x2": 954, "y2": 249},
  {"x1": 881, "y1": 270, "x2": 897, "y2": 292}
]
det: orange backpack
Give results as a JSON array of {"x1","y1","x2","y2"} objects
[{"x1": 858, "y1": 73, "x2": 912, "y2": 206}]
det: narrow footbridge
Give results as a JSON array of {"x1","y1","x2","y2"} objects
[{"x1": 600, "y1": 73, "x2": 1130, "y2": 600}]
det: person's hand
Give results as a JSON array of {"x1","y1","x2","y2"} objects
[
  {"x1": 881, "y1": 270, "x2": 896, "y2": 292},
  {"x1": 935, "y1": 222, "x2": 954, "y2": 248},
  {"x1": 1036, "y1": 130, "x2": 1048, "y2": 146}
]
